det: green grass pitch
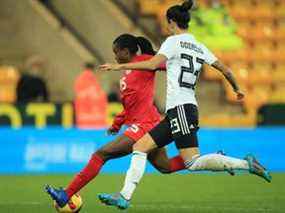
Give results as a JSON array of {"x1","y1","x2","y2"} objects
[{"x1": 0, "y1": 173, "x2": 284, "y2": 213}]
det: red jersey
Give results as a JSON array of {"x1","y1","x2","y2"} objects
[{"x1": 111, "y1": 54, "x2": 165, "y2": 130}]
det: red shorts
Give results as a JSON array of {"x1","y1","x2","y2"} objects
[{"x1": 124, "y1": 120, "x2": 160, "y2": 142}]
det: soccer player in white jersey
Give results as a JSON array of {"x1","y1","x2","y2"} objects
[{"x1": 99, "y1": 0, "x2": 272, "y2": 209}]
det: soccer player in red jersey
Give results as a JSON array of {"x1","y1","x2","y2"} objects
[{"x1": 45, "y1": 34, "x2": 186, "y2": 208}]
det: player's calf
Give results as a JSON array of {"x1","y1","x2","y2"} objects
[
  {"x1": 95, "y1": 149, "x2": 112, "y2": 162},
  {"x1": 95, "y1": 136, "x2": 135, "y2": 161}
]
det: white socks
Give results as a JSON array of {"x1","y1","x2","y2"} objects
[
  {"x1": 186, "y1": 153, "x2": 249, "y2": 172},
  {"x1": 120, "y1": 152, "x2": 249, "y2": 200},
  {"x1": 120, "y1": 151, "x2": 147, "y2": 200}
]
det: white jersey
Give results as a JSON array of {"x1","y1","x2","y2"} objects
[{"x1": 157, "y1": 33, "x2": 217, "y2": 111}]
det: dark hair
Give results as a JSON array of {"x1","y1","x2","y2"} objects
[
  {"x1": 84, "y1": 62, "x2": 95, "y2": 69},
  {"x1": 166, "y1": 0, "x2": 194, "y2": 29},
  {"x1": 113, "y1": 34, "x2": 156, "y2": 55}
]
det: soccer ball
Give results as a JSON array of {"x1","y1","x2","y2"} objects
[{"x1": 54, "y1": 194, "x2": 83, "y2": 213}]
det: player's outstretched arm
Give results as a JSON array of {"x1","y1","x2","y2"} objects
[
  {"x1": 100, "y1": 54, "x2": 167, "y2": 71},
  {"x1": 212, "y1": 60, "x2": 244, "y2": 100}
]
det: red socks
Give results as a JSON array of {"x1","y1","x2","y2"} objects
[
  {"x1": 65, "y1": 154, "x2": 184, "y2": 198},
  {"x1": 65, "y1": 154, "x2": 104, "y2": 198},
  {"x1": 169, "y1": 155, "x2": 186, "y2": 172}
]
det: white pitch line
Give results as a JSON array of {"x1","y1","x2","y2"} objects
[{"x1": 0, "y1": 202, "x2": 42, "y2": 206}]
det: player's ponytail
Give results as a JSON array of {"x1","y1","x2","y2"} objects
[
  {"x1": 136, "y1": 36, "x2": 156, "y2": 56},
  {"x1": 113, "y1": 34, "x2": 155, "y2": 56},
  {"x1": 181, "y1": 0, "x2": 194, "y2": 11},
  {"x1": 166, "y1": 0, "x2": 194, "y2": 29}
]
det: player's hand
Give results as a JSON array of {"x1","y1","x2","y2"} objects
[
  {"x1": 99, "y1": 63, "x2": 121, "y2": 71},
  {"x1": 235, "y1": 90, "x2": 245, "y2": 101},
  {"x1": 107, "y1": 126, "x2": 119, "y2": 136}
]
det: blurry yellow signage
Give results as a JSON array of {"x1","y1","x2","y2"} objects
[{"x1": 0, "y1": 103, "x2": 122, "y2": 129}]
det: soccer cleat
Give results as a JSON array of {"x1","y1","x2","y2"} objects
[
  {"x1": 217, "y1": 150, "x2": 235, "y2": 176},
  {"x1": 244, "y1": 154, "x2": 272, "y2": 183},
  {"x1": 98, "y1": 193, "x2": 130, "y2": 210},
  {"x1": 45, "y1": 185, "x2": 69, "y2": 208}
]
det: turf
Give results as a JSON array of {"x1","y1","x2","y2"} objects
[{"x1": 0, "y1": 173, "x2": 284, "y2": 213}]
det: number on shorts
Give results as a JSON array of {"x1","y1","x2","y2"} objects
[
  {"x1": 129, "y1": 124, "x2": 139, "y2": 133},
  {"x1": 170, "y1": 118, "x2": 181, "y2": 134}
]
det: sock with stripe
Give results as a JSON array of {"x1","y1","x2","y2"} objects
[
  {"x1": 185, "y1": 153, "x2": 249, "y2": 172},
  {"x1": 120, "y1": 151, "x2": 147, "y2": 200},
  {"x1": 65, "y1": 154, "x2": 104, "y2": 198},
  {"x1": 170, "y1": 155, "x2": 186, "y2": 172}
]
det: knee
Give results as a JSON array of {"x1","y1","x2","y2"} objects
[
  {"x1": 132, "y1": 140, "x2": 150, "y2": 153},
  {"x1": 132, "y1": 134, "x2": 154, "y2": 153},
  {"x1": 132, "y1": 142, "x2": 142, "y2": 152}
]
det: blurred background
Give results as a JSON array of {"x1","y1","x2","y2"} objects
[{"x1": 0, "y1": 0, "x2": 284, "y2": 174}]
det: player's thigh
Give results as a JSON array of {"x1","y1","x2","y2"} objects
[
  {"x1": 132, "y1": 133, "x2": 158, "y2": 153},
  {"x1": 171, "y1": 104, "x2": 200, "y2": 161},
  {"x1": 175, "y1": 125, "x2": 200, "y2": 161},
  {"x1": 147, "y1": 118, "x2": 173, "y2": 149},
  {"x1": 123, "y1": 122, "x2": 156, "y2": 153},
  {"x1": 148, "y1": 147, "x2": 171, "y2": 173},
  {"x1": 95, "y1": 134, "x2": 135, "y2": 161}
]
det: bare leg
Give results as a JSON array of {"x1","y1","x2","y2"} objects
[
  {"x1": 96, "y1": 134, "x2": 135, "y2": 161},
  {"x1": 148, "y1": 148, "x2": 172, "y2": 173},
  {"x1": 179, "y1": 147, "x2": 200, "y2": 162},
  {"x1": 148, "y1": 148, "x2": 185, "y2": 174}
]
